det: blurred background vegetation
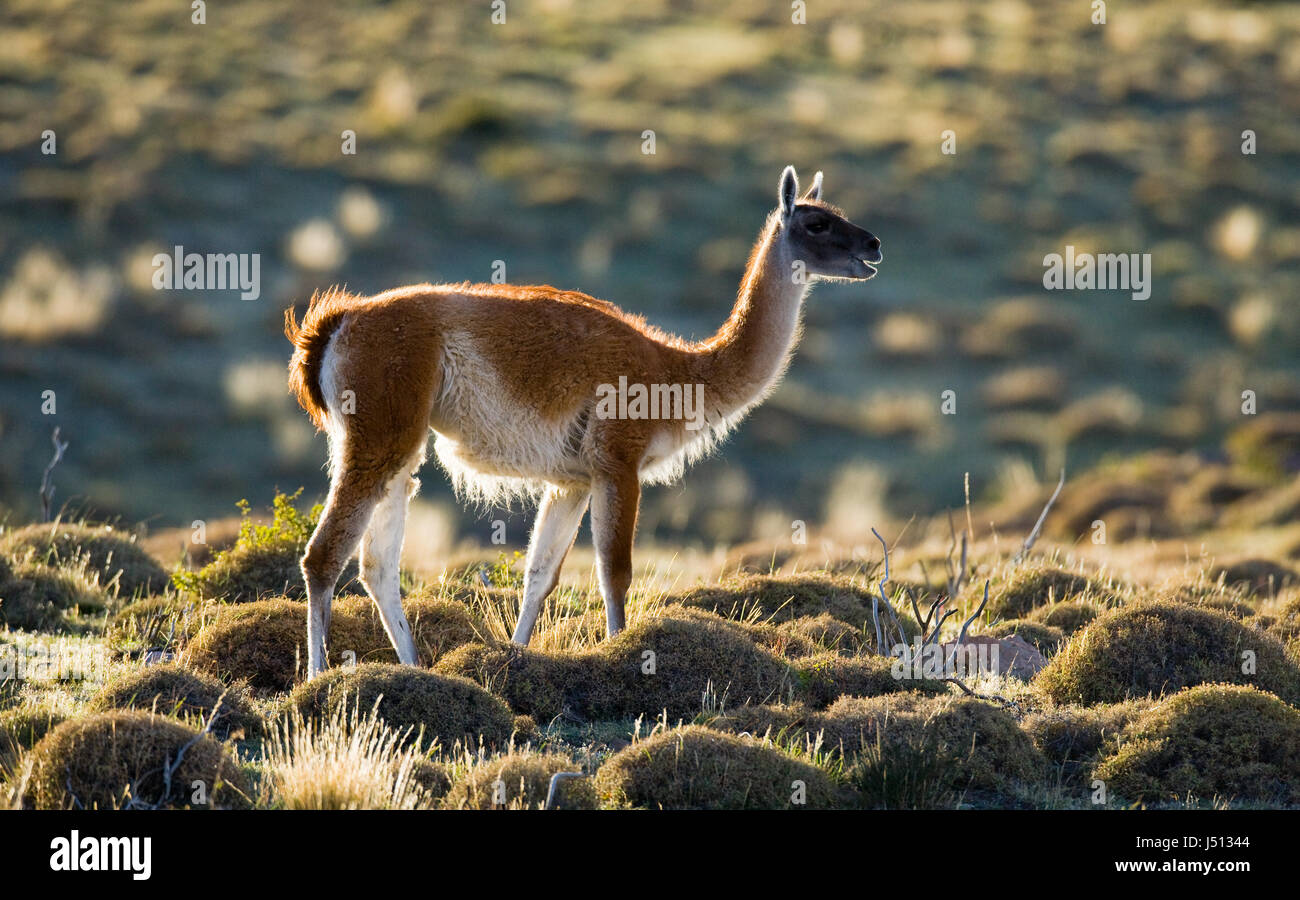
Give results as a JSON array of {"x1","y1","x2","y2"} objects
[{"x1": 0, "y1": 0, "x2": 1298, "y2": 554}]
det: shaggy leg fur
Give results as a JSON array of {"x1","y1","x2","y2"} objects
[
  {"x1": 360, "y1": 466, "x2": 420, "y2": 665},
  {"x1": 512, "y1": 486, "x2": 590, "y2": 645}
]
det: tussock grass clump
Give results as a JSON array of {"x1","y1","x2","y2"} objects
[
  {"x1": 987, "y1": 566, "x2": 1119, "y2": 620},
  {"x1": 286, "y1": 663, "x2": 514, "y2": 750},
  {"x1": 0, "y1": 559, "x2": 111, "y2": 632},
  {"x1": 1035, "y1": 600, "x2": 1300, "y2": 706},
  {"x1": 1028, "y1": 600, "x2": 1098, "y2": 635},
  {"x1": 1096, "y1": 684, "x2": 1300, "y2": 805},
  {"x1": 185, "y1": 597, "x2": 369, "y2": 694},
  {"x1": 813, "y1": 694, "x2": 1046, "y2": 798},
  {"x1": 439, "y1": 612, "x2": 795, "y2": 721},
  {"x1": 90, "y1": 664, "x2": 260, "y2": 739},
  {"x1": 0, "y1": 522, "x2": 168, "y2": 597},
  {"x1": 981, "y1": 619, "x2": 1065, "y2": 654},
  {"x1": 0, "y1": 706, "x2": 66, "y2": 777},
  {"x1": 672, "y1": 572, "x2": 909, "y2": 640},
  {"x1": 24, "y1": 711, "x2": 249, "y2": 809},
  {"x1": 594, "y1": 725, "x2": 838, "y2": 809},
  {"x1": 1021, "y1": 701, "x2": 1149, "y2": 780},
  {"x1": 106, "y1": 595, "x2": 202, "y2": 658},
  {"x1": 444, "y1": 750, "x2": 596, "y2": 809},
  {"x1": 172, "y1": 491, "x2": 361, "y2": 603},
  {"x1": 260, "y1": 703, "x2": 437, "y2": 809}
]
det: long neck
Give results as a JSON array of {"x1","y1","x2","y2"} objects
[{"x1": 692, "y1": 213, "x2": 809, "y2": 418}]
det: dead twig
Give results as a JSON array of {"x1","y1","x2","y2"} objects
[{"x1": 40, "y1": 427, "x2": 69, "y2": 522}]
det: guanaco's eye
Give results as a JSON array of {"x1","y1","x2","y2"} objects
[{"x1": 805, "y1": 219, "x2": 828, "y2": 234}]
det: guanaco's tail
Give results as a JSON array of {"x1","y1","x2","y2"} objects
[{"x1": 285, "y1": 286, "x2": 354, "y2": 431}]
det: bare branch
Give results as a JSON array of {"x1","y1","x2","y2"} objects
[{"x1": 1014, "y1": 468, "x2": 1065, "y2": 564}]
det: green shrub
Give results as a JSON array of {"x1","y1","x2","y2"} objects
[
  {"x1": 444, "y1": 750, "x2": 595, "y2": 809},
  {"x1": 594, "y1": 725, "x2": 839, "y2": 809},
  {"x1": 173, "y1": 491, "x2": 361, "y2": 603},
  {"x1": 0, "y1": 522, "x2": 168, "y2": 597},
  {"x1": 285, "y1": 663, "x2": 514, "y2": 750},
  {"x1": 90, "y1": 664, "x2": 261, "y2": 739},
  {"x1": 1096, "y1": 684, "x2": 1300, "y2": 805},
  {"x1": 1035, "y1": 600, "x2": 1300, "y2": 706},
  {"x1": 24, "y1": 711, "x2": 249, "y2": 809}
]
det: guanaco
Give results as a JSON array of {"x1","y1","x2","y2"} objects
[{"x1": 285, "y1": 166, "x2": 882, "y2": 678}]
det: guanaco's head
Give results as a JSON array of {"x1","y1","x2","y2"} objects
[{"x1": 777, "y1": 165, "x2": 882, "y2": 281}]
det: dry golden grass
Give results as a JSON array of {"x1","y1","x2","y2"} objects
[{"x1": 259, "y1": 703, "x2": 437, "y2": 810}]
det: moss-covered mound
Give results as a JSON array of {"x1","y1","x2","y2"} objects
[
  {"x1": 671, "y1": 573, "x2": 912, "y2": 641},
  {"x1": 1095, "y1": 684, "x2": 1300, "y2": 805},
  {"x1": 185, "y1": 597, "x2": 371, "y2": 694},
  {"x1": 1029, "y1": 600, "x2": 1099, "y2": 635},
  {"x1": 594, "y1": 725, "x2": 839, "y2": 809},
  {"x1": 286, "y1": 663, "x2": 514, "y2": 750},
  {"x1": 0, "y1": 707, "x2": 66, "y2": 776},
  {"x1": 1035, "y1": 600, "x2": 1300, "y2": 706},
  {"x1": 439, "y1": 610, "x2": 942, "y2": 722},
  {"x1": 814, "y1": 694, "x2": 1046, "y2": 798},
  {"x1": 0, "y1": 560, "x2": 110, "y2": 632},
  {"x1": 594, "y1": 615, "x2": 793, "y2": 719},
  {"x1": 24, "y1": 711, "x2": 249, "y2": 809},
  {"x1": 981, "y1": 619, "x2": 1065, "y2": 654},
  {"x1": 434, "y1": 641, "x2": 580, "y2": 722},
  {"x1": 408, "y1": 757, "x2": 452, "y2": 799},
  {"x1": 439, "y1": 612, "x2": 797, "y2": 721},
  {"x1": 791, "y1": 652, "x2": 945, "y2": 707},
  {"x1": 1021, "y1": 701, "x2": 1149, "y2": 783},
  {"x1": 185, "y1": 594, "x2": 477, "y2": 695},
  {"x1": 444, "y1": 751, "x2": 596, "y2": 809},
  {"x1": 987, "y1": 566, "x2": 1119, "y2": 619},
  {"x1": 90, "y1": 664, "x2": 260, "y2": 739},
  {"x1": 0, "y1": 522, "x2": 168, "y2": 597},
  {"x1": 335, "y1": 594, "x2": 482, "y2": 666}
]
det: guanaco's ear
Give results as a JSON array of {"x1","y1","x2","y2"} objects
[
  {"x1": 804, "y1": 170, "x2": 824, "y2": 202},
  {"x1": 778, "y1": 165, "x2": 799, "y2": 224}
]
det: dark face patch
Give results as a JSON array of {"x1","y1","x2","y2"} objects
[{"x1": 786, "y1": 203, "x2": 883, "y2": 280}]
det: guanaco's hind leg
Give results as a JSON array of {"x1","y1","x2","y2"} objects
[
  {"x1": 590, "y1": 469, "x2": 640, "y2": 637},
  {"x1": 301, "y1": 465, "x2": 391, "y2": 679},
  {"x1": 360, "y1": 466, "x2": 420, "y2": 665},
  {"x1": 512, "y1": 485, "x2": 590, "y2": 645}
]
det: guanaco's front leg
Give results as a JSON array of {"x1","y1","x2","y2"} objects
[{"x1": 589, "y1": 468, "x2": 640, "y2": 637}]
